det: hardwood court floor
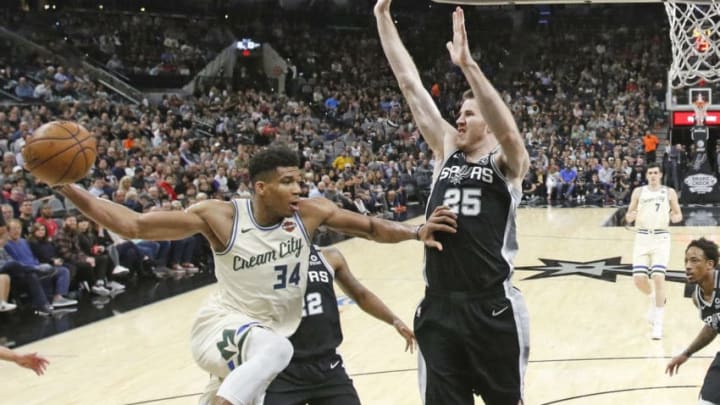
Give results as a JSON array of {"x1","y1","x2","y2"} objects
[{"x1": 3, "y1": 207, "x2": 717, "y2": 405}]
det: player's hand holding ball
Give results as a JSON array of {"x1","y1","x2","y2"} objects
[{"x1": 22, "y1": 121, "x2": 97, "y2": 186}]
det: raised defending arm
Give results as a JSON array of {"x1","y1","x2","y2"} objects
[
  {"x1": 374, "y1": 0, "x2": 456, "y2": 155},
  {"x1": 447, "y1": 7, "x2": 528, "y2": 180}
]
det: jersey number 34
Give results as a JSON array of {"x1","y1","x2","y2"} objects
[{"x1": 273, "y1": 263, "x2": 301, "y2": 290}]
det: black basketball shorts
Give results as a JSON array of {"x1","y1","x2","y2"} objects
[
  {"x1": 700, "y1": 352, "x2": 720, "y2": 404},
  {"x1": 414, "y1": 286, "x2": 530, "y2": 405},
  {"x1": 264, "y1": 353, "x2": 360, "y2": 405}
]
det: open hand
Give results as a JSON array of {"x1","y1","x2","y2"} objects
[
  {"x1": 418, "y1": 205, "x2": 457, "y2": 251},
  {"x1": 446, "y1": 7, "x2": 474, "y2": 68},
  {"x1": 15, "y1": 352, "x2": 50, "y2": 376},
  {"x1": 665, "y1": 354, "x2": 688, "y2": 376},
  {"x1": 392, "y1": 318, "x2": 416, "y2": 353}
]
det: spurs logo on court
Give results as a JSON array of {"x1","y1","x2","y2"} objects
[{"x1": 515, "y1": 257, "x2": 688, "y2": 283}]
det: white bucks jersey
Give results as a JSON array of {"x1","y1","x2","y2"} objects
[
  {"x1": 635, "y1": 186, "x2": 670, "y2": 230},
  {"x1": 210, "y1": 199, "x2": 311, "y2": 336}
]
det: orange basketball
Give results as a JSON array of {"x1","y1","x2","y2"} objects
[{"x1": 22, "y1": 121, "x2": 97, "y2": 186}]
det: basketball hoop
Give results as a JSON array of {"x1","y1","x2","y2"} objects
[{"x1": 665, "y1": 0, "x2": 720, "y2": 89}]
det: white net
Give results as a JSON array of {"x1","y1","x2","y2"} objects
[{"x1": 665, "y1": 0, "x2": 720, "y2": 89}]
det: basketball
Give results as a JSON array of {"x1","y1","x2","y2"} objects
[{"x1": 22, "y1": 121, "x2": 97, "y2": 186}]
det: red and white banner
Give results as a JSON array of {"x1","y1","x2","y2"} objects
[{"x1": 672, "y1": 110, "x2": 720, "y2": 126}]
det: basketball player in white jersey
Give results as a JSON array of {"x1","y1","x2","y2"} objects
[
  {"x1": 625, "y1": 162, "x2": 682, "y2": 340},
  {"x1": 55, "y1": 145, "x2": 456, "y2": 405}
]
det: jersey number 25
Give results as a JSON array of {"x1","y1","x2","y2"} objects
[{"x1": 443, "y1": 188, "x2": 482, "y2": 215}]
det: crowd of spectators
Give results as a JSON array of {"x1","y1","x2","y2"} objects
[
  {"x1": 0, "y1": 7, "x2": 233, "y2": 79},
  {"x1": 0, "y1": 3, "x2": 714, "y2": 319}
]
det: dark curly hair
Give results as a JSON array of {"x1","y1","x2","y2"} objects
[
  {"x1": 248, "y1": 144, "x2": 299, "y2": 182},
  {"x1": 686, "y1": 237, "x2": 720, "y2": 266}
]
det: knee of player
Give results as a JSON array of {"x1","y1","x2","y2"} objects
[
  {"x1": 270, "y1": 337, "x2": 294, "y2": 371},
  {"x1": 251, "y1": 329, "x2": 294, "y2": 373}
]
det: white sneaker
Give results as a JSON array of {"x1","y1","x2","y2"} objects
[
  {"x1": 52, "y1": 297, "x2": 78, "y2": 307},
  {"x1": 108, "y1": 281, "x2": 125, "y2": 292},
  {"x1": 0, "y1": 301, "x2": 17, "y2": 312},
  {"x1": 92, "y1": 285, "x2": 111, "y2": 296},
  {"x1": 112, "y1": 265, "x2": 130, "y2": 275}
]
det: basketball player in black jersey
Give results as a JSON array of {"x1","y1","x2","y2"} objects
[
  {"x1": 264, "y1": 245, "x2": 415, "y2": 405},
  {"x1": 667, "y1": 238, "x2": 720, "y2": 405},
  {"x1": 376, "y1": 2, "x2": 530, "y2": 404}
]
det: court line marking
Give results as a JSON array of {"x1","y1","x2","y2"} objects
[
  {"x1": 119, "y1": 355, "x2": 713, "y2": 404},
  {"x1": 539, "y1": 385, "x2": 700, "y2": 404}
]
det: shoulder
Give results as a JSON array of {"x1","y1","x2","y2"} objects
[
  {"x1": 319, "y1": 246, "x2": 341, "y2": 262},
  {"x1": 298, "y1": 197, "x2": 336, "y2": 218},
  {"x1": 186, "y1": 199, "x2": 234, "y2": 217},
  {"x1": 297, "y1": 197, "x2": 341, "y2": 235}
]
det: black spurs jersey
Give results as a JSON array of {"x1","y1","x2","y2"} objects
[
  {"x1": 425, "y1": 148, "x2": 521, "y2": 291},
  {"x1": 289, "y1": 245, "x2": 343, "y2": 359},
  {"x1": 696, "y1": 270, "x2": 720, "y2": 332}
]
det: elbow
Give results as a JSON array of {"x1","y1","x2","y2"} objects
[
  {"x1": 111, "y1": 215, "x2": 143, "y2": 240},
  {"x1": 396, "y1": 73, "x2": 419, "y2": 93},
  {"x1": 353, "y1": 291, "x2": 370, "y2": 308}
]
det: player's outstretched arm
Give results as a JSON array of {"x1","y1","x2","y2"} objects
[
  {"x1": 668, "y1": 188, "x2": 683, "y2": 223},
  {"x1": 448, "y1": 7, "x2": 528, "y2": 180},
  {"x1": 374, "y1": 0, "x2": 456, "y2": 155},
  {"x1": 58, "y1": 184, "x2": 214, "y2": 242},
  {"x1": 324, "y1": 247, "x2": 415, "y2": 352},
  {"x1": 666, "y1": 325, "x2": 717, "y2": 376},
  {"x1": 299, "y1": 198, "x2": 456, "y2": 248},
  {"x1": 0, "y1": 346, "x2": 49, "y2": 375}
]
